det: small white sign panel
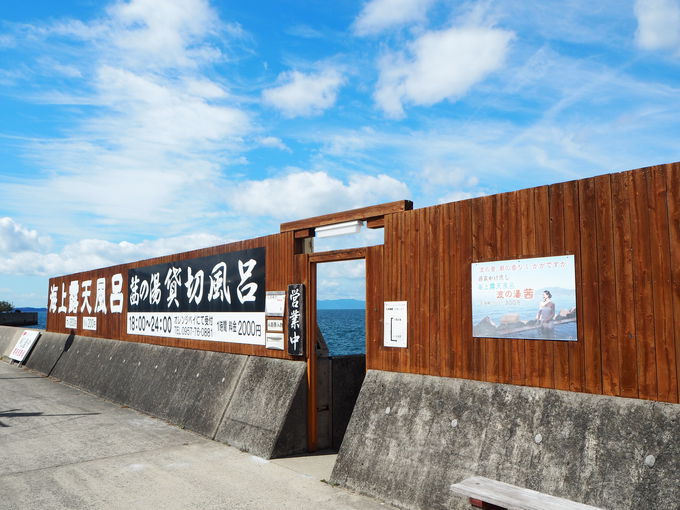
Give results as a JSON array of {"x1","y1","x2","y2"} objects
[
  {"x1": 265, "y1": 332, "x2": 285, "y2": 350},
  {"x1": 265, "y1": 291, "x2": 286, "y2": 317},
  {"x1": 83, "y1": 316, "x2": 97, "y2": 331},
  {"x1": 10, "y1": 330, "x2": 41, "y2": 362},
  {"x1": 384, "y1": 301, "x2": 407, "y2": 348},
  {"x1": 65, "y1": 316, "x2": 77, "y2": 329},
  {"x1": 267, "y1": 319, "x2": 284, "y2": 332}
]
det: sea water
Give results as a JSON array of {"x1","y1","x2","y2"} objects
[{"x1": 317, "y1": 309, "x2": 366, "y2": 356}]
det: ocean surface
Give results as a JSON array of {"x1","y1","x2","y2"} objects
[
  {"x1": 21, "y1": 308, "x2": 367, "y2": 356},
  {"x1": 317, "y1": 309, "x2": 366, "y2": 356},
  {"x1": 21, "y1": 309, "x2": 47, "y2": 330}
]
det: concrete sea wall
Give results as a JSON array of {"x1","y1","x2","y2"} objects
[
  {"x1": 331, "y1": 370, "x2": 680, "y2": 510},
  {"x1": 0, "y1": 312, "x2": 37, "y2": 327},
  {"x1": 1, "y1": 326, "x2": 307, "y2": 459}
]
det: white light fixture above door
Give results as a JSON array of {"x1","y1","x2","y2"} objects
[{"x1": 314, "y1": 220, "x2": 363, "y2": 238}]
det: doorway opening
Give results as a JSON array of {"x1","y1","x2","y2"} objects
[{"x1": 314, "y1": 259, "x2": 367, "y2": 451}]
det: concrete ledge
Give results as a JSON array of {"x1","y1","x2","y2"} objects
[
  {"x1": 331, "y1": 370, "x2": 680, "y2": 510},
  {"x1": 6, "y1": 326, "x2": 307, "y2": 458},
  {"x1": 0, "y1": 311, "x2": 37, "y2": 327},
  {"x1": 215, "y1": 355, "x2": 307, "y2": 458}
]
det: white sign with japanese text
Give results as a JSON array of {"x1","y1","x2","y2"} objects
[
  {"x1": 65, "y1": 316, "x2": 78, "y2": 329},
  {"x1": 9, "y1": 330, "x2": 41, "y2": 362},
  {"x1": 127, "y1": 312, "x2": 265, "y2": 345},
  {"x1": 267, "y1": 319, "x2": 283, "y2": 332},
  {"x1": 265, "y1": 291, "x2": 286, "y2": 317},
  {"x1": 384, "y1": 301, "x2": 407, "y2": 348},
  {"x1": 83, "y1": 316, "x2": 97, "y2": 331}
]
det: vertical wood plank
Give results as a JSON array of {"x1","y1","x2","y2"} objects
[
  {"x1": 366, "y1": 245, "x2": 383, "y2": 371},
  {"x1": 594, "y1": 175, "x2": 621, "y2": 396},
  {"x1": 631, "y1": 169, "x2": 658, "y2": 400},
  {"x1": 666, "y1": 163, "x2": 680, "y2": 404},
  {"x1": 497, "y1": 192, "x2": 513, "y2": 384},
  {"x1": 401, "y1": 210, "x2": 416, "y2": 373},
  {"x1": 480, "y1": 194, "x2": 499, "y2": 384},
  {"x1": 610, "y1": 172, "x2": 639, "y2": 398},
  {"x1": 563, "y1": 180, "x2": 586, "y2": 392},
  {"x1": 520, "y1": 187, "x2": 540, "y2": 388},
  {"x1": 456, "y1": 201, "x2": 473, "y2": 380},
  {"x1": 428, "y1": 206, "x2": 442, "y2": 377},
  {"x1": 470, "y1": 197, "x2": 486, "y2": 382},
  {"x1": 579, "y1": 178, "x2": 603, "y2": 395},
  {"x1": 649, "y1": 166, "x2": 678, "y2": 402},
  {"x1": 440, "y1": 204, "x2": 454, "y2": 377},
  {"x1": 534, "y1": 186, "x2": 554, "y2": 389},
  {"x1": 506, "y1": 190, "x2": 526, "y2": 386},
  {"x1": 550, "y1": 182, "x2": 571, "y2": 391}
]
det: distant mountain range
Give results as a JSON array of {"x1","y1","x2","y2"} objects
[
  {"x1": 17, "y1": 307, "x2": 47, "y2": 312},
  {"x1": 318, "y1": 299, "x2": 365, "y2": 310}
]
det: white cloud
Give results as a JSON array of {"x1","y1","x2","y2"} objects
[
  {"x1": 106, "y1": 0, "x2": 222, "y2": 69},
  {"x1": 375, "y1": 25, "x2": 514, "y2": 117},
  {"x1": 353, "y1": 0, "x2": 436, "y2": 35},
  {"x1": 0, "y1": 217, "x2": 52, "y2": 253},
  {"x1": 229, "y1": 171, "x2": 409, "y2": 220},
  {"x1": 0, "y1": 229, "x2": 224, "y2": 277},
  {"x1": 257, "y1": 136, "x2": 290, "y2": 151},
  {"x1": 262, "y1": 69, "x2": 345, "y2": 117},
  {"x1": 635, "y1": 0, "x2": 680, "y2": 53},
  {"x1": 317, "y1": 259, "x2": 366, "y2": 301},
  {"x1": 0, "y1": 0, "x2": 252, "y2": 239},
  {"x1": 437, "y1": 190, "x2": 479, "y2": 204}
]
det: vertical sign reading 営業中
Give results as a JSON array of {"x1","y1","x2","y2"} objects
[
  {"x1": 127, "y1": 247, "x2": 266, "y2": 345},
  {"x1": 287, "y1": 283, "x2": 305, "y2": 356}
]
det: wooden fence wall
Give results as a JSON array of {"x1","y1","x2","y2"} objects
[
  {"x1": 45, "y1": 161, "x2": 679, "y2": 403},
  {"x1": 368, "y1": 162, "x2": 679, "y2": 404},
  {"x1": 46, "y1": 232, "x2": 301, "y2": 360}
]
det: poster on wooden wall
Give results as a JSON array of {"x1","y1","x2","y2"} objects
[
  {"x1": 127, "y1": 247, "x2": 266, "y2": 345},
  {"x1": 471, "y1": 255, "x2": 577, "y2": 341}
]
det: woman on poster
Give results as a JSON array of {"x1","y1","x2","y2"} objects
[{"x1": 536, "y1": 290, "x2": 556, "y2": 334}]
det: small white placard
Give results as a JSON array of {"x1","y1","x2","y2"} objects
[
  {"x1": 384, "y1": 301, "x2": 407, "y2": 348},
  {"x1": 65, "y1": 316, "x2": 78, "y2": 329},
  {"x1": 266, "y1": 332, "x2": 285, "y2": 350},
  {"x1": 9, "y1": 330, "x2": 41, "y2": 362},
  {"x1": 267, "y1": 319, "x2": 283, "y2": 332},
  {"x1": 9, "y1": 329, "x2": 40, "y2": 363},
  {"x1": 83, "y1": 316, "x2": 97, "y2": 331},
  {"x1": 266, "y1": 291, "x2": 286, "y2": 317}
]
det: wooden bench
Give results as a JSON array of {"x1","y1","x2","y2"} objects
[{"x1": 450, "y1": 476, "x2": 603, "y2": 510}]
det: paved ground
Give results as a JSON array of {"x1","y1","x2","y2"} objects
[{"x1": 0, "y1": 361, "x2": 393, "y2": 510}]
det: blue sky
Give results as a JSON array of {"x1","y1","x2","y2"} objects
[{"x1": 1, "y1": 0, "x2": 679, "y2": 307}]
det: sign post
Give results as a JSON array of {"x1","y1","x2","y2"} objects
[{"x1": 287, "y1": 284, "x2": 305, "y2": 356}]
